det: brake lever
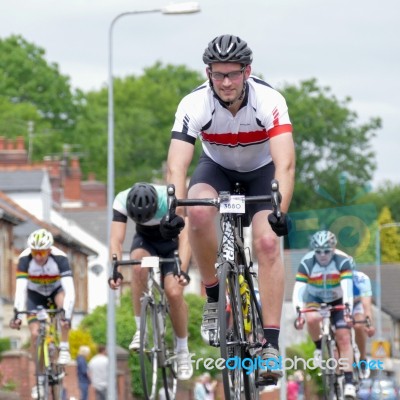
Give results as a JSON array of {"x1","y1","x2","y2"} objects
[
  {"x1": 271, "y1": 179, "x2": 282, "y2": 219},
  {"x1": 166, "y1": 184, "x2": 177, "y2": 222}
]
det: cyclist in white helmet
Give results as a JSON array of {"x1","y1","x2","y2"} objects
[
  {"x1": 108, "y1": 183, "x2": 193, "y2": 381},
  {"x1": 10, "y1": 228, "x2": 75, "y2": 398},
  {"x1": 292, "y1": 230, "x2": 357, "y2": 398}
]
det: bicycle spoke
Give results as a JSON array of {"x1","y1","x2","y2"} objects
[{"x1": 140, "y1": 297, "x2": 160, "y2": 400}]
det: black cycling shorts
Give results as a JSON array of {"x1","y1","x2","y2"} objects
[
  {"x1": 189, "y1": 153, "x2": 275, "y2": 221},
  {"x1": 27, "y1": 287, "x2": 63, "y2": 321},
  {"x1": 304, "y1": 295, "x2": 350, "y2": 330},
  {"x1": 130, "y1": 233, "x2": 178, "y2": 276}
]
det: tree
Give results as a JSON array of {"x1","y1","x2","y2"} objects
[
  {"x1": 281, "y1": 79, "x2": 381, "y2": 212},
  {"x1": 0, "y1": 35, "x2": 82, "y2": 131},
  {"x1": 378, "y1": 206, "x2": 400, "y2": 263},
  {"x1": 72, "y1": 62, "x2": 204, "y2": 189},
  {"x1": 361, "y1": 181, "x2": 400, "y2": 222}
]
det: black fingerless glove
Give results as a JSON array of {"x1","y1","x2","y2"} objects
[
  {"x1": 159, "y1": 214, "x2": 185, "y2": 240},
  {"x1": 268, "y1": 212, "x2": 291, "y2": 237}
]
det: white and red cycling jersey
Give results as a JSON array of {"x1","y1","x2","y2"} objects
[{"x1": 171, "y1": 76, "x2": 292, "y2": 172}]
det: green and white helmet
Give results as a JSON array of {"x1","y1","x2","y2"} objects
[{"x1": 27, "y1": 229, "x2": 54, "y2": 250}]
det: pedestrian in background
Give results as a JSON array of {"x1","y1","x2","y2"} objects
[
  {"x1": 88, "y1": 345, "x2": 108, "y2": 400},
  {"x1": 76, "y1": 346, "x2": 91, "y2": 400}
]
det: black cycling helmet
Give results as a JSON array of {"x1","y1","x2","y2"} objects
[
  {"x1": 203, "y1": 34, "x2": 253, "y2": 65},
  {"x1": 126, "y1": 183, "x2": 158, "y2": 224}
]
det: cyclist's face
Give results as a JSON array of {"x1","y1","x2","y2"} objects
[
  {"x1": 207, "y1": 63, "x2": 250, "y2": 104},
  {"x1": 31, "y1": 249, "x2": 50, "y2": 266},
  {"x1": 314, "y1": 248, "x2": 334, "y2": 266}
]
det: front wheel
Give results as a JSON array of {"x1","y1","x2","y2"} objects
[
  {"x1": 218, "y1": 262, "x2": 246, "y2": 400},
  {"x1": 160, "y1": 307, "x2": 177, "y2": 400},
  {"x1": 321, "y1": 335, "x2": 336, "y2": 400},
  {"x1": 35, "y1": 336, "x2": 49, "y2": 400},
  {"x1": 140, "y1": 296, "x2": 160, "y2": 400}
]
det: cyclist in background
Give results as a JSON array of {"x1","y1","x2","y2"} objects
[
  {"x1": 108, "y1": 182, "x2": 193, "y2": 381},
  {"x1": 353, "y1": 270, "x2": 375, "y2": 378},
  {"x1": 10, "y1": 229, "x2": 75, "y2": 397},
  {"x1": 160, "y1": 33, "x2": 295, "y2": 382},
  {"x1": 292, "y1": 230, "x2": 356, "y2": 398}
]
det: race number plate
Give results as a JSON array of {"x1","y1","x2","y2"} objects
[
  {"x1": 141, "y1": 256, "x2": 160, "y2": 269},
  {"x1": 220, "y1": 195, "x2": 245, "y2": 214}
]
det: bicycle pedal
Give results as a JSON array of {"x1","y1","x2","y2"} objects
[{"x1": 256, "y1": 377, "x2": 278, "y2": 387}]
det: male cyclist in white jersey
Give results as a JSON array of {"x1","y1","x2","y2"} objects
[
  {"x1": 10, "y1": 229, "x2": 75, "y2": 398},
  {"x1": 160, "y1": 34, "x2": 295, "y2": 383},
  {"x1": 293, "y1": 230, "x2": 356, "y2": 398},
  {"x1": 108, "y1": 183, "x2": 193, "y2": 381}
]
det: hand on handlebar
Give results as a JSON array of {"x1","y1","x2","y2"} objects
[
  {"x1": 160, "y1": 214, "x2": 185, "y2": 240},
  {"x1": 174, "y1": 270, "x2": 191, "y2": 287},
  {"x1": 344, "y1": 311, "x2": 354, "y2": 327},
  {"x1": 268, "y1": 212, "x2": 291, "y2": 237},
  {"x1": 294, "y1": 317, "x2": 305, "y2": 330},
  {"x1": 108, "y1": 272, "x2": 123, "y2": 290},
  {"x1": 9, "y1": 318, "x2": 22, "y2": 330}
]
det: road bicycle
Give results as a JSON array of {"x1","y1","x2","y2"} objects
[
  {"x1": 15, "y1": 306, "x2": 65, "y2": 400},
  {"x1": 296, "y1": 303, "x2": 352, "y2": 400},
  {"x1": 165, "y1": 179, "x2": 282, "y2": 400},
  {"x1": 112, "y1": 251, "x2": 183, "y2": 400}
]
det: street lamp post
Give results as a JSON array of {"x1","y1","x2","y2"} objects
[
  {"x1": 375, "y1": 222, "x2": 400, "y2": 340},
  {"x1": 107, "y1": 3, "x2": 200, "y2": 399}
]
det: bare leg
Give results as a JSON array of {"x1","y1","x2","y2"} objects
[
  {"x1": 187, "y1": 183, "x2": 219, "y2": 286},
  {"x1": 130, "y1": 248, "x2": 150, "y2": 319},
  {"x1": 252, "y1": 211, "x2": 284, "y2": 327},
  {"x1": 164, "y1": 275, "x2": 187, "y2": 338}
]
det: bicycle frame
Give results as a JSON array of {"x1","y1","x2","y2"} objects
[
  {"x1": 16, "y1": 307, "x2": 64, "y2": 400},
  {"x1": 166, "y1": 180, "x2": 281, "y2": 400},
  {"x1": 297, "y1": 303, "x2": 348, "y2": 400},
  {"x1": 112, "y1": 252, "x2": 181, "y2": 400}
]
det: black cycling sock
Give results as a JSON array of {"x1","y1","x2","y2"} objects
[
  {"x1": 344, "y1": 371, "x2": 353, "y2": 384},
  {"x1": 205, "y1": 281, "x2": 219, "y2": 302},
  {"x1": 314, "y1": 339, "x2": 322, "y2": 350},
  {"x1": 263, "y1": 327, "x2": 280, "y2": 349}
]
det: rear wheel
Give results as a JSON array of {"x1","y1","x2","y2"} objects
[
  {"x1": 219, "y1": 262, "x2": 246, "y2": 400},
  {"x1": 140, "y1": 296, "x2": 160, "y2": 400}
]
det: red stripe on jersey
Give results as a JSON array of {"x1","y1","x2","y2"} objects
[
  {"x1": 272, "y1": 107, "x2": 280, "y2": 126},
  {"x1": 268, "y1": 124, "x2": 292, "y2": 138},
  {"x1": 201, "y1": 129, "x2": 269, "y2": 146}
]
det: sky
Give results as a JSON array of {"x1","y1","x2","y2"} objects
[{"x1": 1, "y1": 0, "x2": 399, "y2": 188}]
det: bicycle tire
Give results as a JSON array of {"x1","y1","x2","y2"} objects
[
  {"x1": 321, "y1": 334, "x2": 336, "y2": 400},
  {"x1": 140, "y1": 296, "x2": 160, "y2": 400},
  {"x1": 35, "y1": 335, "x2": 49, "y2": 400},
  {"x1": 241, "y1": 272, "x2": 262, "y2": 400},
  {"x1": 219, "y1": 261, "x2": 246, "y2": 400},
  {"x1": 49, "y1": 346, "x2": 65, "y2": 400},
  {"x1": 160, "y1": 308, "x2": 177, "y2": 400}
]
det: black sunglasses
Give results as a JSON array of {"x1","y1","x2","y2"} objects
[{"x1": 315, "y1": 249, "x2": 332, "y2": 255}]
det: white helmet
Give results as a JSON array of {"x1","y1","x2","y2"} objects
[
  {"x1": 310, "y1": 230, "x2": 337, "y2": 250},
  {"x1": 27, "y1": 229, "x2": 54, "y2": 250}
]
